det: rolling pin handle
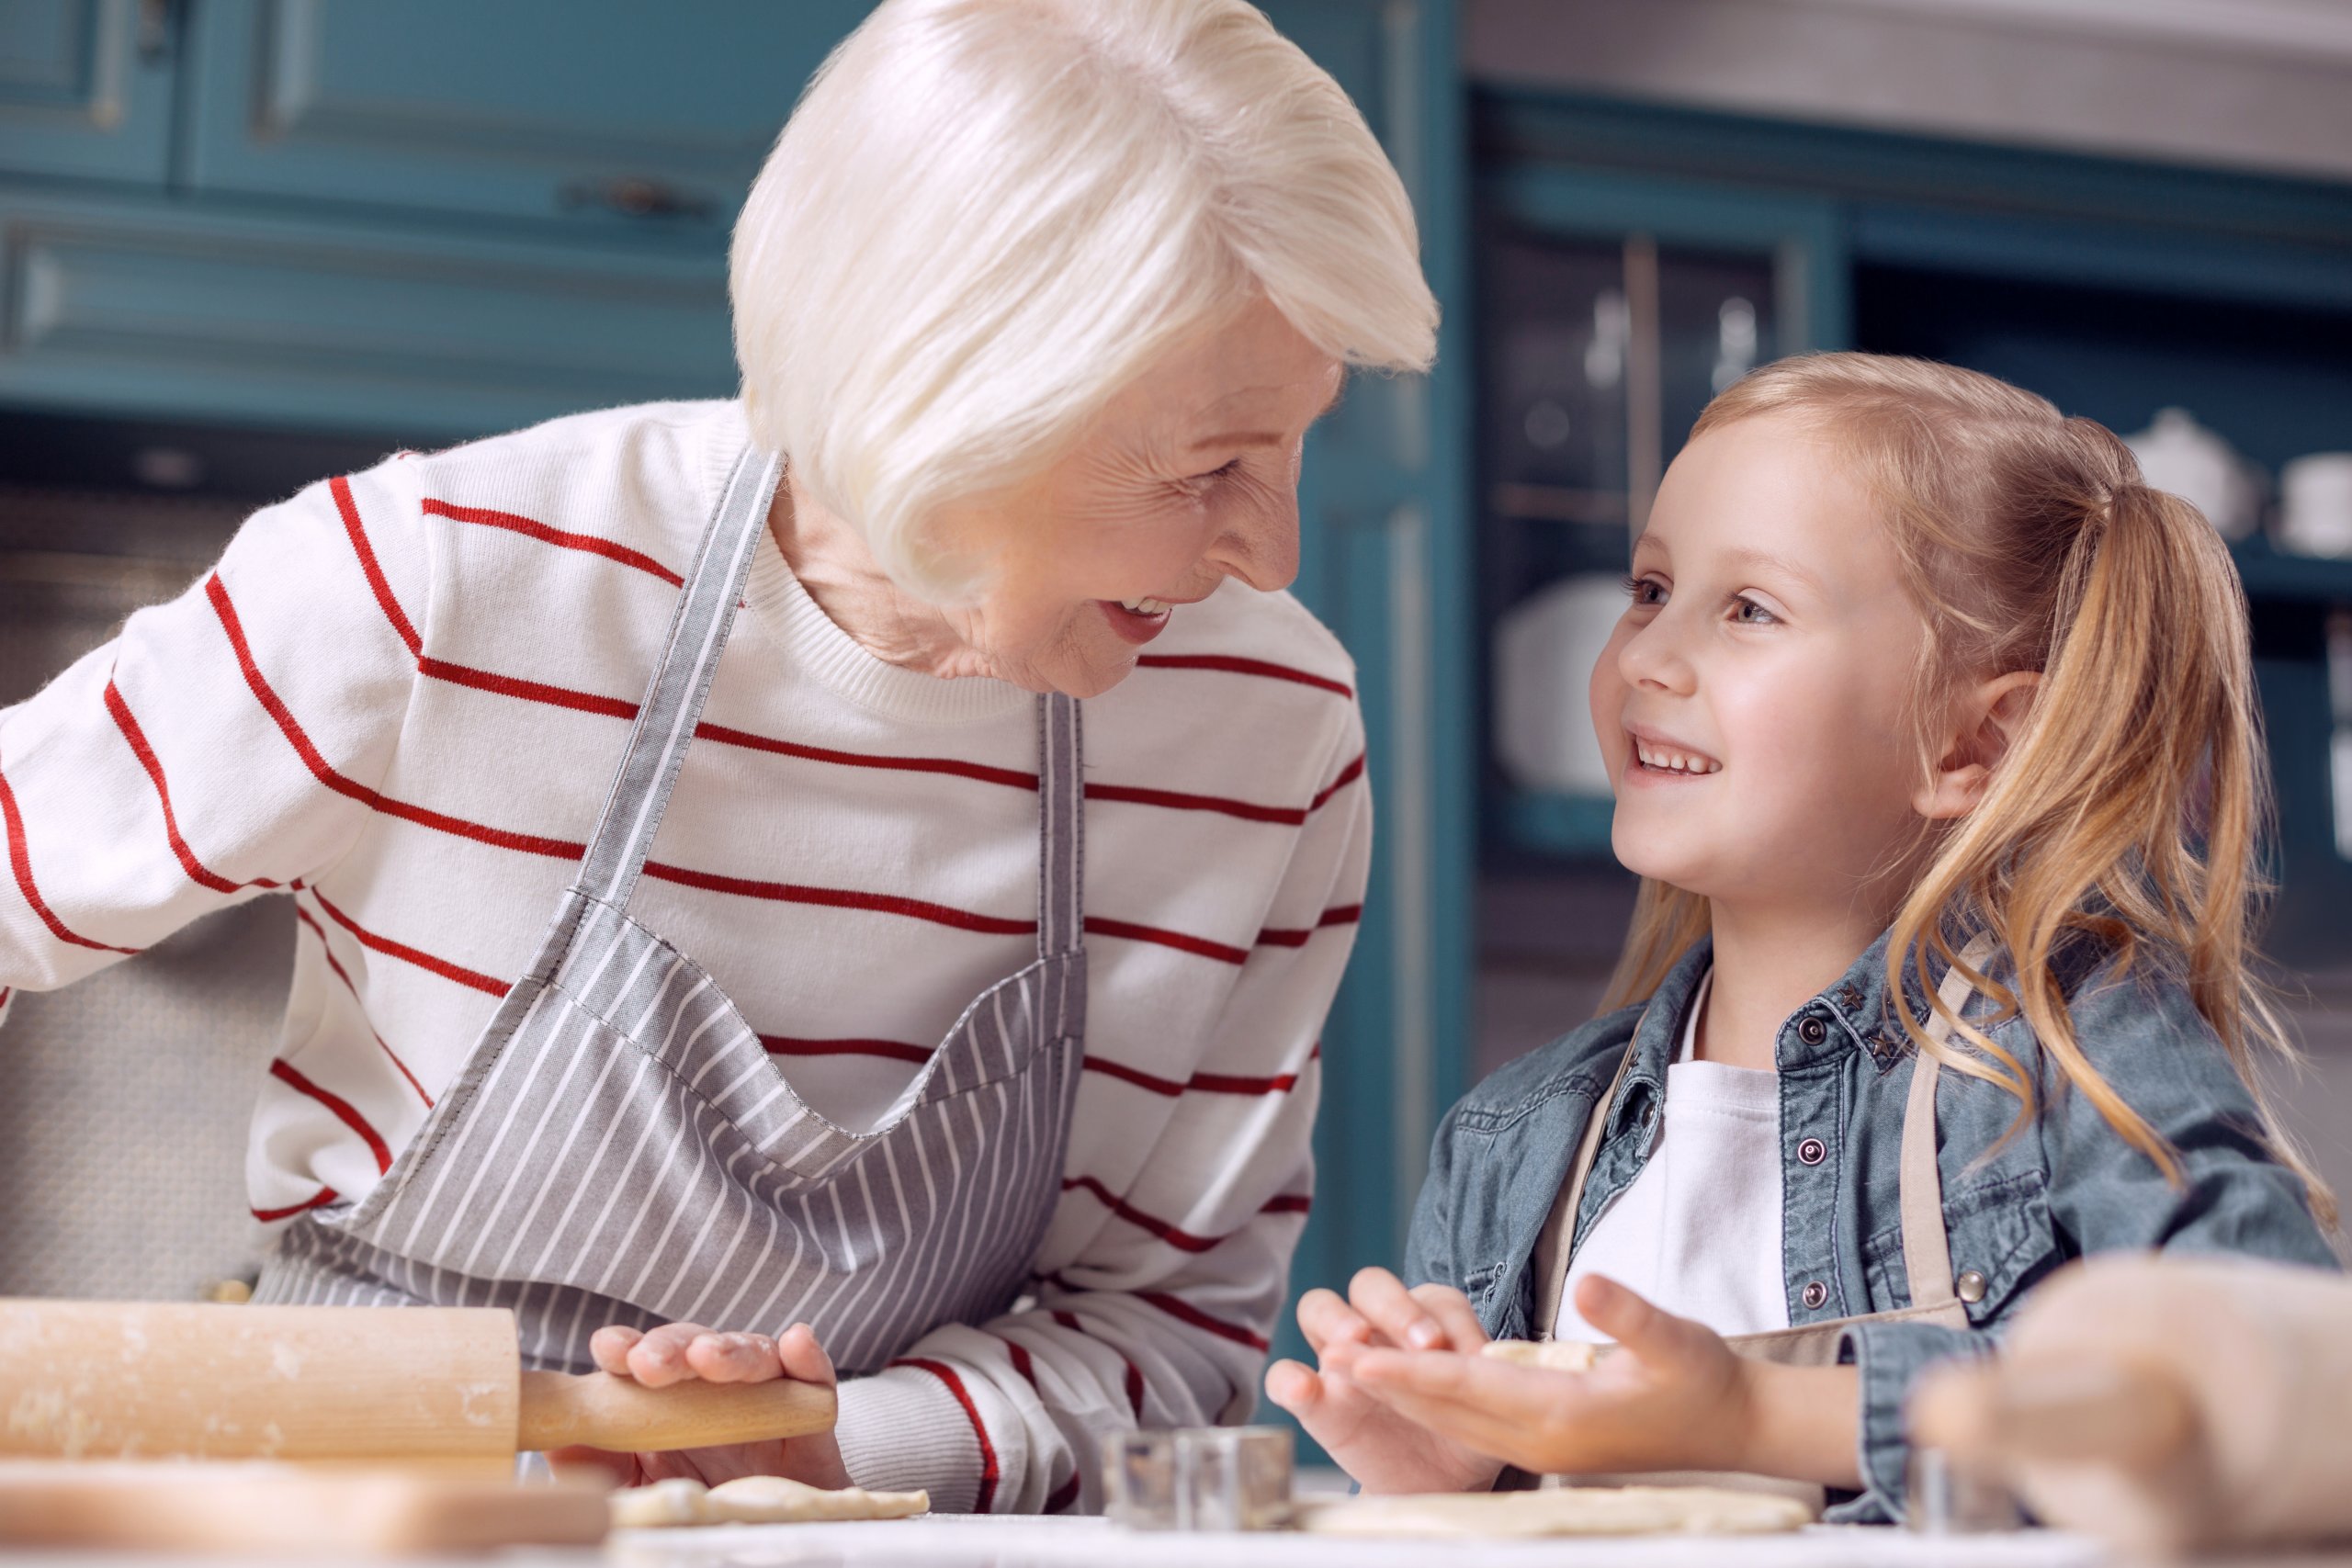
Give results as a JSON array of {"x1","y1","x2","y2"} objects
[{"x1": 514, "y1": 1371, "x2": 838, "y2": 1453}]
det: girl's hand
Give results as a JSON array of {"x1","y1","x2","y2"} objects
[
  {"x1": 1263, "y1": 1268, "x2": 1503, "y2": 1495},
  {"x1": 1344, "y1": 1274, "x2": 1861, "y2": 1487},
  {"x1": 553, "y1": 1321, "x2": 854, "y2": 1491}
]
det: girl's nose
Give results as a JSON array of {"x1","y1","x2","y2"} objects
[{"x1": 1615, "y1": 611, "x2": 1696, "y2": 694}]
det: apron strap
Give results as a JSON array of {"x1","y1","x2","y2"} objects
[
  {"x1": 577, "y1": 445, "x2": 785, "y2": 910},
  {"x1": 1897, "y1": 931, "x2": 1998, "y2": 1313},
  {"x1": 1535, "y1": 1027, "x2": 1641, "y2": 1337},
  {"x1": 1035, "y1": 693, "x2": 1084, "y2": 957}
]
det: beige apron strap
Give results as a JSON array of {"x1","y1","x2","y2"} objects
[
  {"x1": 1534, "y1": 1040, "x2": 1637, "y2": 1338},
  {"x1": 1897, "y1": 933, "x2": 1996, "y2": 1314}
]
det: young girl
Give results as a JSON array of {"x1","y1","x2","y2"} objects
[{"x1": 1266, "y1": 353, "x2": 2341, "y2": 1523}]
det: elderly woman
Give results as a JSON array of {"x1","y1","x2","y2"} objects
[{"x1": 0, "y1": 0, "x2": 1432, "y2": 1517}]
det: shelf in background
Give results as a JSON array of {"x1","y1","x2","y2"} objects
[
  {"x1": 2232, "y1": 538, "x2": 2352, "y2": 605},
  {"x1": 1501, "y1": 790, "x2": 1617, "y2": 858}
]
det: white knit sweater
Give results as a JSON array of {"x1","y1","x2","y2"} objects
[{"x1": 0, "y1": 400, "x2": 1369, "y2": 1513}]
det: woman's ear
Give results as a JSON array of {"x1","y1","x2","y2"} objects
[{"x1": 1915, "y1": 671, "x2": 2041, "y2": 821}]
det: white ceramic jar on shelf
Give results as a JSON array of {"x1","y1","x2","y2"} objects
[
  {"x1": 2123, "y1": 408, "x2": 2261, "y2": 541},
  {"x1": 2278, "y1": 454, "x2": 2352, "y2": 559}
]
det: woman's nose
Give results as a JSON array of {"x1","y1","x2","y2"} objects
[{"x1": 1205, "y1": 491, "x2": 1302, "y2": 593}]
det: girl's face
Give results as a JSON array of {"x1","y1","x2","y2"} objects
[{"x1": 1589, "y1": 413, "x2": 1934, "y2": 914}]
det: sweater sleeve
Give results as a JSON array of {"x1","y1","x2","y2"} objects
[
  {"x1": 0, "y1": 463, "x2": 427, "y2": 1007},
  {"x1": 829, "y1": 698, "x2": 1371, "y2": 1514}
]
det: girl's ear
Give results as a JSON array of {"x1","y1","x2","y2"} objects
[{"x1": 1916, "y1": 671, "x2": 2041, "y2": 821}]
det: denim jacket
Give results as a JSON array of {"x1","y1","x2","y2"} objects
[{"x1": 1404, "y1": 931, "x2": 2339, "y2": 1524}]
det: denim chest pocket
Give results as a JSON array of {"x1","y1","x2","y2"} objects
[{"x1": 1861, "y1": 1168, "x2": 2065, "y2": 1327}]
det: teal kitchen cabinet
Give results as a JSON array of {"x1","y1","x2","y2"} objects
[
  {"x1": 179, "y1": 0, "x2": 875, "y2": 235},
  {"x1": 0, "y1": 0, "x2": 175, "y2": 183}
]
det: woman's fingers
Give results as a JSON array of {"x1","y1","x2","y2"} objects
[
  {"x1": 682, "y1": 1330, "x2": 783, "y2": 1384},
  {"x1": 1297, "y1": 1287, "x2": 1377, "y2": 1354},
  {"x1": 622, "y1": 1322, "x2": 716, "y2": 1387},
  {"x1": 1348, "y1": 1267, "x2": 1449, "y2": 1351},
  {"x1": 589, "y1": 1325, "x2": 645, "y2": 1376},
  {"x1": 774, "y1": 1323, "x2": 838, "y2": 1388}
]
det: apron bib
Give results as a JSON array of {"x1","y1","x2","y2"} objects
[
  {"x1": 256, "y1": 446, "x2": 1090, "y2": 1379},
  {"x1": 1523, "y1": 938, "x2": 1993, "y2": 1505}
]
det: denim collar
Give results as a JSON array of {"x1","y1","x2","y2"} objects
[{"x1": 1598, "y1": 928, "x2": 1939, "y2": 1148}]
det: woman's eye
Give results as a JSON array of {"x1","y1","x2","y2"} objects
[
  {"x1": 1181, "y1": 458, "x2": 1244, "y2": 491},
  {"x1": 1731, "y1": 596, "x2": 1778, "y2": 625},
  {"x1": 1621, "y1": 574, "x2": 1667, "y2": 607}
]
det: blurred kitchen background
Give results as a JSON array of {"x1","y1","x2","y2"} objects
[{"x1": 2, "y1": 0, "x2": 2348, "y2": 1376}]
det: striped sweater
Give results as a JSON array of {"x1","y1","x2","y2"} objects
[{"x1": 0, "y1": 400, "x2": 1368, "y2": 1513}]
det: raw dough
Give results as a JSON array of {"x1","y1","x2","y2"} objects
[
  {"x1": 701, "y1": 1475, "x2": 930, "y2": 1524},
  {"x1": 606, "y1": 1475, "x2": 930, "y2": 1529},
  {"x1": 607, "y1": 1478, "x2": 707, "y2": 1529},
  {"x1": 1299, "y1": 1485, "x2": 1814, "y2": 1539},
  {"x1": 1481, "y1": 1339, "x2": 1600, "y2": 1372}
]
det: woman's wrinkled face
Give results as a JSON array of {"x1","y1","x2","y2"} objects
[
  {"x1": 927, "y1": 297, "x2": 1346, "y2": 697},
  {"x1": 1589, "y1": 414, "x2": 1932, "y2": 911}
]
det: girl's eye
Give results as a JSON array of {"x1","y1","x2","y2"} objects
[
  {"x1": 1731, "y1": 596, "x2": 1778, "y2": 626},
  {"x1": 1621, "y1": 573, "x2": 1667, "y2": 607}
]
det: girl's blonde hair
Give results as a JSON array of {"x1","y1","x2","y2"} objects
[
  {"x1": 1605, "y1": 351, "x2": 2335, "y2": 1226},
  {"x1": 730, "y1": 0, "x2": 1438, "y2": 600}
]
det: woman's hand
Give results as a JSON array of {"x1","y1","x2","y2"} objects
[
  {"x1": 1263, "y1": 1268, "x2": 1504, "y2": 1495},
  {"x1": 552, "y1": 1321, "x2": 854, "y2": 1491},
  {"x1": 1342, "y1": 1274, "x2": 1862, "y2": 1487}
]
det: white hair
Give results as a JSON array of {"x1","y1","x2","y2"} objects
[{"x1": 729, "y1": 0, "x2": 1439, "y2": 595}]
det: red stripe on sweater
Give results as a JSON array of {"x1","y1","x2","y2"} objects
[
  {"x1": 208, "y1": 575, "x2": 588, "y2": 863},
  {"x1": 1086, "y1": 782, "x2": 1305, "y2": 826},
  {"x1": 888, "y1": 1358, "x2": 1000, "y2": 1514},
  {"x1": 1253, "y1": 903, "x2": 1365, "y2": 950},
  {"x1": 1003, "y1": 1338, "x2": 1038, "y2": 1391},
  {"x1": 759, "y1": 1035, "x2": 933, "y2": 1066},
  {"x1": 293, "y1": 904, "x2": 434, "y2": 1106},
  {"x1": 1136, "y1": 654, "x2": 1353, "y2": 699},
  {"x1": 422, "y1": 499, "x2": 685, "y2": 587},
  {"x1": 420, "y1": 659, "x2": 639, "y2": 720},
  {"x1": 311, "y1": 887, "x2": 509, "y2": 998},
  {"x1": 1261, "y1": 1192, "x2": 1314, "y2": 1216},
  {"x1": 252, "y1": 1187, "x2": 340, "y2": 1223},
  {"x1": 639, "y1": 863, "x2": 1037, "y2": 937},
  {"x1": 697, "y1": 723, "x2": 1038, "y2": 791},
  {"x1": 0, "y1": 754, "x2": 141, "y2": 955},
  {"x1": 1125, "y1": 1360, "x2": 1147, "y2": 1420},
  {"x1": 1083, "y1": 916, "x2": 1247, "y2": 966},
  {"x1": 332, "y1": 476, "x2": 423, "y2": 658},
  {"x1": 1136, "y1": 1290, "x2": 1271, "y2": 1352},
  {"x1": 1044, "y1": 1472, "x2": 1081, "y2": 1515},
  {"x1": 1061, "y1": 1176, "x2": 1311, "y2": 1254},
  {"x1": 103, "y1": 677, "x2": 281, "y2": 896},
  {"x1": 268, "y1": 1057, "x2": 394, "y2": 1174},
  {"x1": 1310, "y1": 752, "x2": 1367, "y2": 812}
]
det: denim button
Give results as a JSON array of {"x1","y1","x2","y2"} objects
[
  {"x1": 1956, "y1": 1269, "x2": 1988, "y2": 1303},
  {"x1": 1797, "y1": 1136, "x2": 1826, "y2": 1166},
  {"x1": 1798, "y1": 1016, "x2": 1827, "y2": 1046},
  {"x1": 1801, "y1": 1280, "x2": 1828, "y2": 1310}
]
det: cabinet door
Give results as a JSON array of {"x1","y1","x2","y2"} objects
[
  {"x1": 181, "y1": 0, "x2": 874, "y2": 234},
  {"x1": 0, "y1": 0, "x2": 174, "y2": 183}
]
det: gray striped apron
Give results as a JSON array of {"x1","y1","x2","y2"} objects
[{"x1": 254, "y1": 446, "x2": 1090, "y2": 1381}]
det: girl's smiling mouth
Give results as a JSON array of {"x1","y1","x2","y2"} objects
[{"x1": 1626, "y1": 726, "x2": 1723, "y2": 777}]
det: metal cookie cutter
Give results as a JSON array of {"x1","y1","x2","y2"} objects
[{"x1": 1104, "y1": 1427, "x2": 1295, "y2": 1531}]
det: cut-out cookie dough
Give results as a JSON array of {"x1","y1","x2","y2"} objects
[
  {"x1": 605, "y1": 1475, "x2": 931, "y2": 1529},
  {"x1": 1481, "y1": 1339, "x2": 1600, "y2": 1372},
  {"x1": 1300, "y1": 1485, "x2": 1814, "y2": 1539}
]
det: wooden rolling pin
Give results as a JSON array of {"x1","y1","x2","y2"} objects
[{"x1": 0, "y1": 1301, "x2": 835, "y2": 1461}]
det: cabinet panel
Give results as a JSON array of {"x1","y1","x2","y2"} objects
[
  {"x1": 0, "y1": 0, "x2": 173, "y2": 183},
  {"x1": 0, "y1": 196, "x2": 733, "y2": 435},
  {"x1": 183, "y1": 0, "x2": 875, "y2": 233}
]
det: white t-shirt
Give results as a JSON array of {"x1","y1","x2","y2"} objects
[{"x1": 1551, "y1": 970, "x2": 1792, "y2": 1342}]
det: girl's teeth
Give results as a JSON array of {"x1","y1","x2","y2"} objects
[
  {"x1": 1119, "y1": 598, "x2": 1171, "y2": 615},
  {"x1": 1634, "y1": 740, "x2": 1720, "y2": 774}
]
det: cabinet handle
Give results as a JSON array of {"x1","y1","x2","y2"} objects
[
  {"x1": 558, "y1": 177, "x2": 717, "y2": 222},
  {"x1": 137, "y1": 0, "x2": 181, "y2": 63}
]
